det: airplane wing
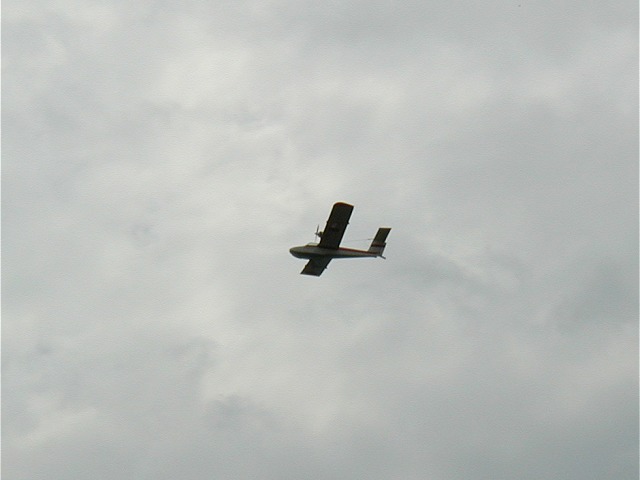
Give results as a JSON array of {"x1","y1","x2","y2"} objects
[
  {"x1": 301, "y1": 257, "x2": 332, "y2": 276},
  {"x1": 317, "y1": 202, "x2": 354, "y2": 249}
]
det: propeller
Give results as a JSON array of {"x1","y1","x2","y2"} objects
[{"x1": 315, "y1": 225, "x2": 323, "y2": 239}]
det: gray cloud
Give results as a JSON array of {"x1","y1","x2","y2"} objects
[{"x1": 4, "y1": 0, "x2": 637, "y2": 479}]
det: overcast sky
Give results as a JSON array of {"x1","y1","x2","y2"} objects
[{"x1": 3, "y1": 1, "x2": 638, "y2": 479}]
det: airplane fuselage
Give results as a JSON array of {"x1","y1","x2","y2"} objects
[
  {"x1": 290, "y1": 202, "x2": 390, "y2": 275},
  {"x1": 289, "y1": 243, "x2": 378, "y2": 260}
]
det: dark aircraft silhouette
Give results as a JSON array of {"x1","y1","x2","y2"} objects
[{"x1": 289, "y1": 202, "x2": 391, "y2": 276}]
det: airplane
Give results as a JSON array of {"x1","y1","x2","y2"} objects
[{"x1": 289, "y1": 202, "x2": 391, "y2": 276}]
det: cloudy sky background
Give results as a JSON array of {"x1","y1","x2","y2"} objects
[{"x1": 4, "y1": 1, "x2": 638, "y2": 479}]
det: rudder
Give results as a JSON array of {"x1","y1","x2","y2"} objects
[{"x1": 368, "y1": 227, "x2": 391, "y2": 256}]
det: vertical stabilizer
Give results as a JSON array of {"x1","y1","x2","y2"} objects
[{"x1": 368, "y1": 228, "x2": 391, "y2": 257}]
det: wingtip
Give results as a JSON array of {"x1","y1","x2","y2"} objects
[{"x1": 334, "y1": 201, "x2": 354, "y2": 209}]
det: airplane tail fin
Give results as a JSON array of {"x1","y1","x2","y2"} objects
[{"x1": 368, "y1": 227, "x2": 391, "y2": 257}]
